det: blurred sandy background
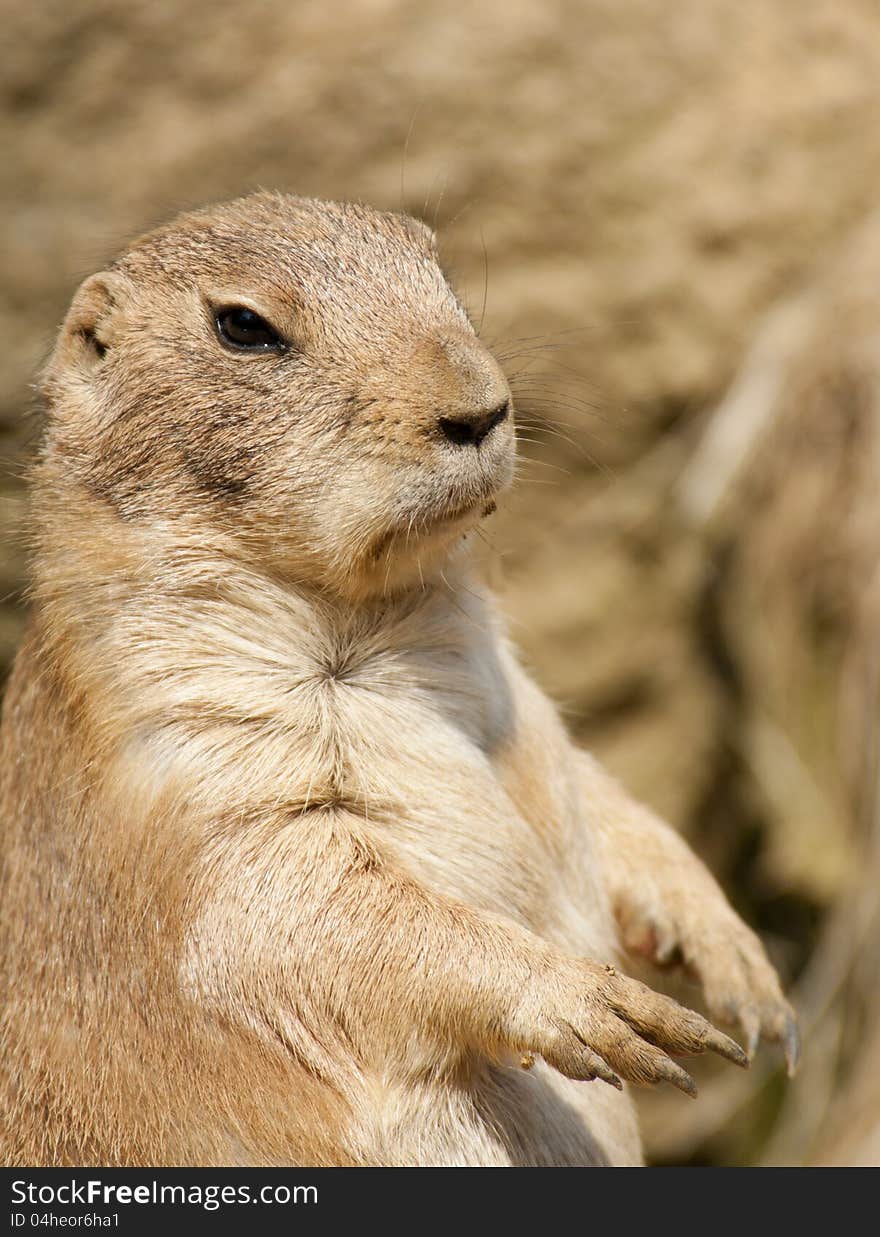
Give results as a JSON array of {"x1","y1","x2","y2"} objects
[{"x1": 2, "y1": 0, "x2": 879, "y2": 1166}]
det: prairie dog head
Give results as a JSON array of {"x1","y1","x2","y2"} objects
[{"x1": 41, "y1": 193, "x2": 514, "y2": 598}]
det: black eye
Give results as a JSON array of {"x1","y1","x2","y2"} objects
[{"x1": 215, "y1": 306, "x2": 285, "y2": 352}]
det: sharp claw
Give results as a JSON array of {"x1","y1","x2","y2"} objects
[
  {"x1": 740, "y1": 1009, "x2": 761, "y2": 1060},
  {"x1": 558, "y1": 1022, "x2": 624, "y2": 1089},
  {"x1": 704, "y1": 1025, "x2": 749, "y2": 1069},
  {"x1": 782, "y1": 1016, "x2": 801, "y2": 1077},
  {"x1": 591, "y1": 1055, "x2": 624, "y2": 1090},
  {"x1": 664, "y1": 1062, "x2": 698, "y2": 1098},
  {"x1": 654, "y1": 927, "x2": 678, "y2": 966}
]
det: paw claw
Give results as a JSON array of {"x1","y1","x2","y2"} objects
[
  {"x1": 782, "y1": 1015, "x2": 801, "y2": 1077},
  {"x1": 531, "y1": 957, "x2": 764, "y2": 1098},
  {"x1": 654, "y1": 924, "x2": 679, "y2": 966},
  {"x1": 740, "y1": 1008, "x2": 761, "y2": 1061},
  {"x1": 663, "y1": 1060, "x2": 698, "y2": 1098},
  {"x1": 588, "y1": 1053, "x2": 623, "y2": 1090},
  {"x1": 552, "y1": 1021, "x2": 623, "y2": 1090},
  {"x1": 704, "y1": 1025, "x2": 749, "y2": 1069},
  {"x1": 616, "y1": 888, "x2": 801, "y2": 1074}
]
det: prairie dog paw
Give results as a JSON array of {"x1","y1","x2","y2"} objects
[
  {"x1": 514, "y1": 959, "x2": 748, "y2": 1096},
  {"x1": 618, "y1": 897, "x2": 799, "y2": 1075}
]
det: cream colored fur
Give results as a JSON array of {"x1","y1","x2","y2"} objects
[{"x1": 0, "y1": 194, "x2": 796, "y2": 1166}]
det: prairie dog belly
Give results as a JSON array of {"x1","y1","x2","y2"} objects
[
  {"x1": 329, "y1": 652, "x2": 639, "y2": 1166},
  {"x1": 366, "y1": 1059, "x2": 641, "y2": 1167},
  {"x1": 324, "y1": 634, "x2": 617, "y2": 958}
]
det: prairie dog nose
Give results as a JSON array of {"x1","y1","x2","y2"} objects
[
  {"x1": 439, "y1": 400, "x2": 510, "y2": 447},
  {"x1": 434, "y1": 331, "x2": 512, "y2": 447}
]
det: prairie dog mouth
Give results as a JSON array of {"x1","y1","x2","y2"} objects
[
  {"x1": 433, "y1": 490, "x2": 497, "y2": 527},
  {"x1": 366, "y1": 491, "x2": 497, "y2": 563}
]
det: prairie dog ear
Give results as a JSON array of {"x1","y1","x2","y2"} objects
[{"x1": 42, "y1": 270, "x2": 128, "y2": 394}]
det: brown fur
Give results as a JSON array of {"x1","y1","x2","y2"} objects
[{"x1": 0, "y1": 193, "x2": 796, "y2": 1166}]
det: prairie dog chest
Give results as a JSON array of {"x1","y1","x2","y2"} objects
[
  {"x1": 124, "y1": 579, "x2": 512, "y2": 807},
  {"x1": 325, "y1": 608, "x2": 514, "y2": 790},
  {"x1": 310, "y1": 598, "x2": 591, "y2": 927},
  {"x1": 124, "y1": 579, "x2": 586, "y2": 923}
]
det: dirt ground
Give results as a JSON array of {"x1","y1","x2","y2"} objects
[{"x1": 2, "y1": 0, "x2": 879, "y2": 1165}]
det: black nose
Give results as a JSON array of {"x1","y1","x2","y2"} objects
[{"x1": 439, "y1": 400, "x2": 510, "y2": 447}]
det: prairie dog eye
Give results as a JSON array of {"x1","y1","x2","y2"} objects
[{"x1": 215, "y1": 306, "x2": 286, "y2": 352}]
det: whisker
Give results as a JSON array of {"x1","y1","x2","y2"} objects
[
  {"x1": 476, "y1": 227, "x2": 489, "y2": 339},
  {"x1": 399, "y1": 104, "x2": 422, "y2": 211}
]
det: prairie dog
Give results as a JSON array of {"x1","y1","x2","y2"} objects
[{"x1": 0, "y1": 193, "x2": 797, "y2": 1166}]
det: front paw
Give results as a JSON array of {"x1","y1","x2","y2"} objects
[
  {"x1": 514, "y1": 958, "x2": 748, "y2": 1096},
  {"x1": 618, "y1": 897, "x2": 799, "y2": 1074}
]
